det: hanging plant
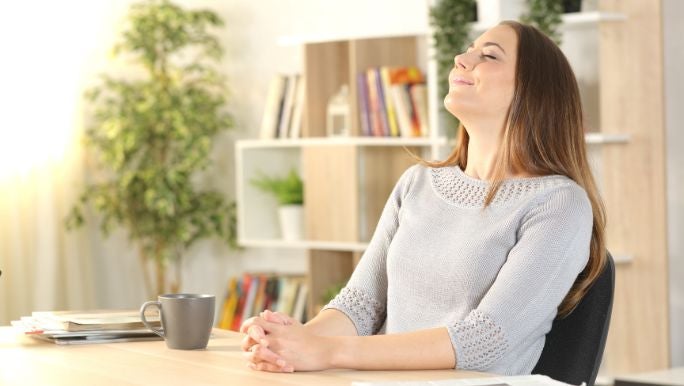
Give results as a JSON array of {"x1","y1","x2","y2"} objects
[
  {"x1": 521, "y1": 0, "x2": 564, "y2": 45},
  {"x1": 429, "y1": 0, "x2": 476, "y2": 138}
]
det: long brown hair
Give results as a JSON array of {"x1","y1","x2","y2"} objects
[{"x1": 422, "y1": 21, "x2": 606, "y2": 317}]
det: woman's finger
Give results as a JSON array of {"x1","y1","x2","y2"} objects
[
  {"x1": 240, "y1": 334, "x2": 255, "y2": 352},
  {"x1": 239, "y1": 316, "x2": 260, "y2": 334},
  {"x1": 243, "y1": 344, "x2": 288, "y2": 368},
  {"x1": 262, "y1": 310, "x2": 294, "y2": 325},
  {"x1": 247, "y1": 325, "x2": 266, "y2": 342},
  {"x1": 249, "y1": 361, "x2": 292, "y2": 373}
]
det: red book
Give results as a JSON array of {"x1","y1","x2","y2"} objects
[{"x1": 230, "y1": 273, "x2": 253, "y2": 331}]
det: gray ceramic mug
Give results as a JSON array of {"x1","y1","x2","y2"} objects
[{"x1": 140, "y1": 293, "x2": 215, "y2": 350}]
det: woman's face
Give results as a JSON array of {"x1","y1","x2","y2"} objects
[{"x1": 444, "y1": 25, "x2": 518, "y2": 123}]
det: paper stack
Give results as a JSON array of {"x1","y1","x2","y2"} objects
[{"x1": 11, "y1": 310, "x2": 163, "y2": 345}]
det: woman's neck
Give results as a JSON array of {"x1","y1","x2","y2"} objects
[
  {"x1": 464, "y1": 134, "x2": 500, "y2": 181},
  {"x1": 461, "y1": 118, "x2": 535, "y2": 181}
]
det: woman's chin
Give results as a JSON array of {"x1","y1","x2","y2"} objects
[{"x1": 443, "y1": 95, "x2": 467, "y2": 119}]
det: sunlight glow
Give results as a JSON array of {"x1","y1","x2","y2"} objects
[{"x1": 0, "y1": 2, "x2": 113, "y2": 180}]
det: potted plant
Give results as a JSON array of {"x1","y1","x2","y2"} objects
[
  {"x1": 67, "y1": 0, "x2": 236, "y2": 297},
  {"x1": 251, "y1": 169, "x2": 304, "y2": 241},
  {"x1": 522, "y1": 0, "x2": 563, "y2": 44}
]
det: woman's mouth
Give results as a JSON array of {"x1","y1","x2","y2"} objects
[{"x1": 451, "y1": 76, "x2": 474, "y2": 86}]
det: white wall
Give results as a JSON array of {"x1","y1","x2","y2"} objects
[{"x1": 663, "y1": 0, "x2": 684, "y2": 367}]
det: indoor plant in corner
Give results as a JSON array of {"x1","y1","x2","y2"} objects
[
  {"x1": 67, "y1": 0, "x2": 236, "y2": 297},
  {"x1": 251, "y1": 169, "x2": 304, "y2": 241}
]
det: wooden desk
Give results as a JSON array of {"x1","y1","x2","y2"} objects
[{"x1": 0, "y1": 327, "x2": 487, "y2": 385}]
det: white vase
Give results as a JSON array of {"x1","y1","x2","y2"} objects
[
  {"x1": 477, "y1": 0, "x2": 526, "y2": 27},
  {"x1": 278, "y1": 205, "x2": 304, "y2": 241}
]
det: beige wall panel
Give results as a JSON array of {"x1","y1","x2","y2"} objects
[
  {"x1": 303, "y1": 41, "x2": 349, "y2": 137},
  {"x1": 599, "y1": 0, "x2": 670, "y2": 374},
  {"x1": 302, "y1": 145, "x2": 359, "y2": 242}
]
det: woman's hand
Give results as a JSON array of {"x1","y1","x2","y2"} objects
[
  {"x1": 246, "y1": 316, "x2": 334, "y2": 372},
  {"x1": 240, "y1": 310, "x2": 300, "y2": 373}
]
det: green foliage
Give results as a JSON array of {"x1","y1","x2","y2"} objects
[
  {"x1": 67, "y1": 0, "x2": 236, "y2": 270},
  {"x1": 251, "y1": 169, "x2": 304, "y2": 206},
  {"x1": 521, "y1": 0, "x2": 563, "y2": 45},
  {"x1": 321, "y1": 282, "x2": 345, "y2": 305},
  {"x1": 429, "y1": 0, "x2": 475, "y2": 137}
]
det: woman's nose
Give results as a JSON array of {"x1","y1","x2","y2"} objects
[{"x1": 454, "y1": 52, "x2": 477, "y2": 71}]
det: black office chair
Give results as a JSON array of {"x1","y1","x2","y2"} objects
[{"x1": 532, "y1": 252, "x2": 615, "y2": 386}]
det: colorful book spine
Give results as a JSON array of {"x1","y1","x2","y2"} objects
[
  {"x1": 366, "y1": 69, "x2": 383, "y2": 137},
  {"x1": 357, "y1": 73, "x2": 372, "y2": 136},
  {"x1": 380, "y1": 67, "x2": 400, "y2": 137},
  {"x1": 373, "y1": 67, "x2": 390, "y2": 136}
]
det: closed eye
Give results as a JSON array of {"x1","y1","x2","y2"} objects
[{"x1": 480, "y1": 53, "x2": 497, "y2": 60}]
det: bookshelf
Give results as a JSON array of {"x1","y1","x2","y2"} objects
[{"x1": 236, "y1": 32, "x2": 442, "y2": 319}]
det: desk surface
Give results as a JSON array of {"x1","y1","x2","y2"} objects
[{"x1": 0, "y1": 327, "x2": 487, "y2": 386}]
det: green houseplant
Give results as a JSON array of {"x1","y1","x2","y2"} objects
[
  {"x1": 429, "y1": 0, "x2": 476, "y2": 138},
  {"x1": 251, "y1": 169, "x2": 304, "y2": 241},
  {"x1": 67, "y1": 0, "x2": 236, "y2": 297},
  {"x1": 521, "y1": 0, "x2": 564, "y2": 44}
]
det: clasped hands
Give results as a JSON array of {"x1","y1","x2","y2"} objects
[{"x1": 240, "y1": 310, "x2": 332, "y2": 373}]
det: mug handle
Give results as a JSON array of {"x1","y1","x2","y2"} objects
[{"x1": 140, "y1": 301, "x2": 165, "y2": 338}]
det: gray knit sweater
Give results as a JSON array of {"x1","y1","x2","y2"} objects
[{"x1": 323, "y1": 164, "x2": 593, "y2": 375}]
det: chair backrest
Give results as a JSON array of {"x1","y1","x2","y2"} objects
[{"x1": 532, "y1": 252, "x2": 615, "y2": 386}]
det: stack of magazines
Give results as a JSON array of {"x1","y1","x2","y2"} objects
[{"x1": 11, "y1": 310, "x2": 162, "y2": 345}]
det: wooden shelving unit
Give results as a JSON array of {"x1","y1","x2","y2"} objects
[{"x1": 236, "y1": 32, "x2": 441, "y2": 318}]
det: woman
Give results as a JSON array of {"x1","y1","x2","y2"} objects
[{"x1": 240, "y1": 20, "x2": 606, "y2": 375}]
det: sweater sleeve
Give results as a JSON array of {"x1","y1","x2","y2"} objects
[
  {"x1": 447, "y1": 184, "x2": 593, "y2": 371},
  {"x1": 322, "y1": 165, "x2": 417, "y2": 336}
]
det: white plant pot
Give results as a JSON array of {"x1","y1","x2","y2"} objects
[
  {"x1": 278, "y1": 205, "x2": 304, "y2": 241},
  {"x1": 477, "y1": 0, "x2": 526, "y2": 27}
]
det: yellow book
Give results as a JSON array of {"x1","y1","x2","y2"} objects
[
  {"x1": 219, "y1": 278, "x2": 239, "y2": 329},
  {"x1": 380, "y1": 67, "x2": 400, "y2": 137}
]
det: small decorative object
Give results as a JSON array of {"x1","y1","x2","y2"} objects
[
  {"x1": 251, "y1": 169, "x2": 305, "y2": 241},
  {"x1": 521, "y1": 0, "x2": 564, "y2": 45},
  {"x1": 326, "y1": 85, "x2": 351, "y2": 137}
]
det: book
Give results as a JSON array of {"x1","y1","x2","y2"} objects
[
  {"x1": 292, "y1": 282, "x2": 308, "y2": 323},
  {"x1": 259, "y1": 74, "x2": 287, "y2": 139},
  {"x1": 275, "y1": 76, "x2": 290, "y2": 138},
  {"x1": 366, "y1": 69, "x2": 384, "y2": 136},
  {"x1": 380, "y1": 67, "x2": 400, "y2": 137},
  {"x1": 231, "y1": 273, "x2": 252, "y2": 331},
  {"x1": 373, "y1": 67, "x2": 390, "y2": 136},
  {"x1": 218, "y1": 277, "x2": 239, "y2": 329},
  {"x1": 410, "y1": 84, "x2": 429, "y2": 137},
  {"x1": 242, "y1": 274, "x2": 260, "y2": 320},
  {"x1": 390, "y1": 85, "x2": 414, "y2": 138},
  {"x1": 28, "y1": 310, "x2": 160, "y2": 332},
  {"x1": 357, "y1": 72, "x2": 372, "y2": 136},
  {"x1": 11, "y1": 310, "x2": 164, "y2": 345},
  {"x1": 278, "y1": 74, "x2": 299, "y2": 138},
  {"x1": 252, "y1": 274, "x2": 269, "y2": 317},
  {"x1": 289, "y1": 76, "x2": 305, "y2": 138}
]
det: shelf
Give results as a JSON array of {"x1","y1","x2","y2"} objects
[
  {"x1": 278, "y1": 12, "x2": 627, "y2": 46},
  {"x1": 584, "y1": 133, "x2": 630, "y2": 144},
  {"x1": 239, "y1": 238, "x2": 369, "y2": 252},
  {"x1": 471, "y1": 11, "x2": 627, "y2": 32},
  {"x1": 277, "y1": 30, "x2": 428, "y2": 46},
  {"x1": 237, "y1": 136, "x2": 448, "y2": 149}
]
